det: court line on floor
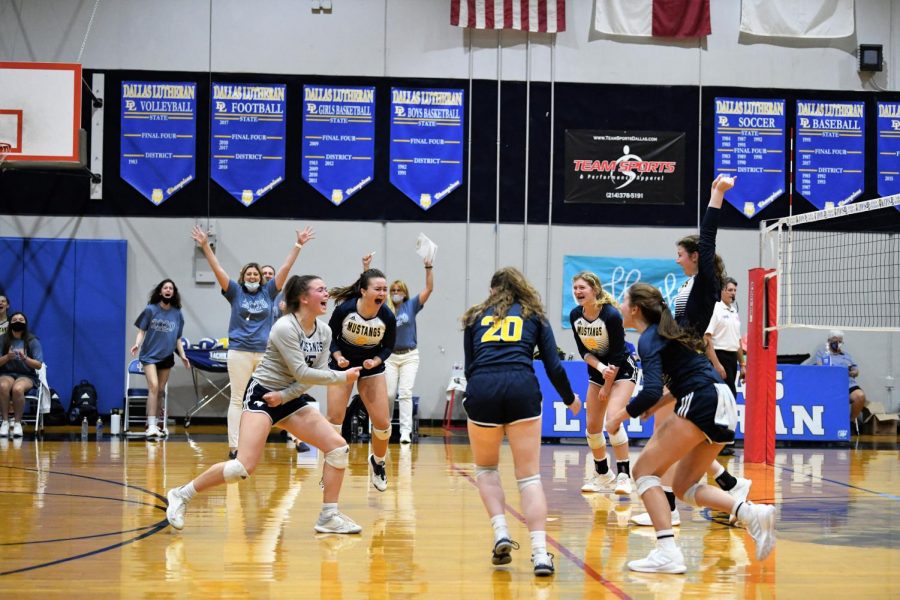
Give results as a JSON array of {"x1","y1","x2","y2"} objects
[
  {"x1": 450, "y1": 463, "x2": 631, "y2": 600},
  {"x1": 776, "y1": 464, "x2": 900, "y2": 502}
]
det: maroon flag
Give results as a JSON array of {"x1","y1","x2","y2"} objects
[
  {"x1": 594, "y1": 0, "x2": 710, "y2": 38},
  {"x1": 450, "y1": 0, "x2": 566, "y2": 33}
]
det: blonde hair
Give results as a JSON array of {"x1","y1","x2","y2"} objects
[
  {"x1": 461, "y1": 267, "x2": 546, "y2": 327},
  {"x1": 573, "y1": 271, "x2": 618, "y2": 309},
  {"x1": 388, "y1": 279, "x2": 410, "y2": 313}
]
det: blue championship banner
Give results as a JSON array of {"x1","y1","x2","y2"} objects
[
  {"x1": 714, "y1": 97, "x2": 786, "y2": 218},
  {"x1": 121, "y1": 81, "x2": 196, "y2": 205},
  {"x1": 538, "y1": 363, "x2": 850, "y2": 442},
  {"x1": 796, "y1": 100, "x2": 865, "y2": 210},
  {"x1": 302, "y1": 85, "x2": 375, "y2": 206},
  {"x1": 876, "y1": 102, "x2": 900, "y2": 203},
  {"x1": 211, "y1": 83, "x2": 286, "y2": 206},
  {"x1": 562, "y1": 255, "x2": 688, "y2": 329},
  {"x1": 390, "y1": 87, "x2": 464, "y2": 210}
]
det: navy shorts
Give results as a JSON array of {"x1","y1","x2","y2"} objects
[
  {"x1": 329, "y1": 357, "x2": 385, "y2": 379},
  {"x1": 463, "y1": 367, "x2": 543, "y2": 427},
  {"x1": 142, "y1": 353, "x2": 175, "y2": 370},
  {"x1": 242, "y1": 378, "x2": 313, "y2": 424},
  {"x1": 587, "y1": 355, "x2": 638, "y2": 387},
  {"x1": 674, "y1": 383, "x2": 737, "y2": 444}
]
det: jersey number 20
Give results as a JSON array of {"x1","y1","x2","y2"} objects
[{"x1": 480, "y1": 316, "x2": 523, "y2": 342}]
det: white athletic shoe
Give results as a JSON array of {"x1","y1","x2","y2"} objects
[
  {"x1": 532, "y1": 552, "x2": 555, "y2": 576},
  {"x1": 314, "y1": 511, "x2": 363, "y2": 534},
  {"x1": 399, "y1": 432, "x2": 412, "y2": 444},
  {"x1": 581, "y1": 472, "x2": 616, "y2": 493},
  {"x1": 614, "y1": 472, "x2": 633, "y2": 496},
  {"x1": 0, "y1": 420, "x2": 9, "y2": 437},
  {"x1": 369, "y1": 454, "x2": 387, "y2": 492},
  {"x1": 11, "y1": 422, "x2": 23, "y2": 438},
  {"x1": 166, "y1": 488, "x2": 187, "y2": 530},
  {"x1": 145, "y1": 424, "x2": 162, "y2": 438},
  {"x1": 627, "y1": 547, "x2": 687, "y2": 574},
  {"x1": 740, "y1": 503, "x2": 776, "y2": 561},
  {"x1": 630, "y1": 509, "x2": 681, "y2": 527},
  {"x1": 727, "y1": 477, "x2": 752, "y2": 523}
]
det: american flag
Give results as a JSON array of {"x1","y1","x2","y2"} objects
[{"x1": 450, "y1": 0, "x2": 566, "y2": 33}]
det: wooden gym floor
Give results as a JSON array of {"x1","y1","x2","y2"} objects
[{"x1": 0, "y1": 426, "x2": 897, "y2": 598}]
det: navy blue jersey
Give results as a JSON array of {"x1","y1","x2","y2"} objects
[
  {"x1": 464, "y1": 303, "x2": 575, "y2": 405},
  {"x1": 328, "y1": 297, "x2": 396, "y2": 364},
  {"x1": 626, "y1": 323, "x2": 722, "y2": 418},
  {"x1": 569, "y1": 303, "x2": 629, "y2": 369},
  {"x1": 674, "y1": 206, "x2": 721, "y2": 336}
]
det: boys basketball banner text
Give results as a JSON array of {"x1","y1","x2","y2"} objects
[
  {"x1": 714, "y1": 97, "x2": 786, "y2": 218},
  {"x1": 211, "y1": 83, "x2": 286, "y2": 207},
  {"x1": 301, "y1": 85, "x2": 376, "y2": 206},
  {"x1": 120, "y1": 81, "x2": 196, "y2": 206},
  {"x1": 389, "y1": 87, "x2": 464, "y2": 210}
]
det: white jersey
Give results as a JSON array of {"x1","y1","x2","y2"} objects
[{"x1": 705, "y1": 301, "x2": 742, "y2": 352}]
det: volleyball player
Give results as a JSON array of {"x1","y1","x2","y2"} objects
[
  {"x1": 326, "y1": 266, "x2": 396, "y2": 492},
  {"x1": 570, "y1": 272, "x2": 637, "y2": 495},
  {"x1": 606, "y1": 283, "x2": 775, "y2": 573},
  {"x1": 631, "y1": 175, "x2": 751, "y2": 527},
  {"x1": 462, "y1": 267, "x2": 581, "y2": 576},
  {"x1": 166, "y1": 275, "x2": 363, "y2": 534}
]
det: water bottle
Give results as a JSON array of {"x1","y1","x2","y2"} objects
[
  {"x1": 110, "y1": 410, "x2": 121, "y2": 436},
  {"x1": 96, "y1": 417, "x2": 104, "y2": 439},
  {"x1": 822, "y1": 347, "x2": 831, "y2": 366},
  {"x1": 81, "y1": 416, "x2": 89, "y2": 440}
]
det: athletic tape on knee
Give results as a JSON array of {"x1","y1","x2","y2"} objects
[
  {"x1": 474, "y1": 465, "x2": 499, "y2": 479},
  {"x1": 683, "y1": 482, "x2": 703, "y2": 506},
  {"x1": 635, "y1": 475, "x2": 662, "y2": 496},
  {"x1": 223, "y1": 459, "x2": 249, "y2": 483},
  {"x1": 324, "y1": 445, "x2": 350, "y2": 469},
  {"x1": 517, "y1": 474, "x2": 542, "y2": 491},
  {"x1": 607, "y1": 426, "x2": 629, "y2": 447},
  {"x1": 585, "y1": 430, "x2": 606, "y2": 449},
  {"x1": 372, "y1": 424, "x2": 391, "y2": 441}
]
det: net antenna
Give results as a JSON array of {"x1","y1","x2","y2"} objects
[{"x1": 761, "y1": 194, "x2": 900, "y2": 333}]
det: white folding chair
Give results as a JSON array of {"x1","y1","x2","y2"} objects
[
  {"x1": 124, "y1": 359, "x2": 168, "y2": 436},
  {"x1": 23, "y1": 363, "x2": 50, "y2": 436}
]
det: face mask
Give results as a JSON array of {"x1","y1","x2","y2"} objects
[
  {"x1": 829, "y1": 341, "x2": 841, "y2": 351},
  {"x1": 160, "y1": 297, "x2": 171, "y2": 305},
  {"x1": 391, "y1": 294, "x2": 404, "y2": 305},
  {"x1": 10, "y1": 322, "x2": 25, "y2": 333},
  {"x1": 244, "y1": 282, "x2": 260, "y2": 293}
]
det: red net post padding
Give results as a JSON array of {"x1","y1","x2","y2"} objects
[{"x1": 745, "y1": 268, "x2": 778, "y2": 465}]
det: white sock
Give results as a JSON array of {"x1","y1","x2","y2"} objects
[
  {"x1": 733, "y1": 501, "x2": 751, "y2": 521},
  {"x1": 656, "y1": 529, "x2": 677, "y2": 552},
  {"x1": 321, "y1": 502, "x2": 338, "y2": 516},
  {"x1": 490, "y1": 514, "x2": 509, "y2": 542},
  {"x1": 529, "y1": 530, "x2": 547, "y2": 556},
  {"x1": 710, "y1": 461, "x2": 725, "y2": 478},
  {"x1": 179, "y1": 481, "x2": 197, "y2": 501},
  {"x1": 147, "y1": 416, "x2": 157, "y2": 428}
]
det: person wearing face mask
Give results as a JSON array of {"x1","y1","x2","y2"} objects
[
  {"x1": 0, "y1": 295, "x2": 9, "y2": 336},
  {"x1": 192, "y1": 225, "x2": 315, "y2": 458},
  {"x1": 814, "y1": 330, "x2": 867, "y2": 435},
  {"x1": 131, "y1": 279, "x2": 190, "y2": 437},
  {"x1": 383, "y1": 255, "x2": 434, "y2": 444},
  {"x1": 0, "y1": 312, "x2": 43, "y2": 438}
]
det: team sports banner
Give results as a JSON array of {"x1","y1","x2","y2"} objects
[
  {"x1": 714, "y1": 97, "x2": 786, "y2": 218},
  {"x1": 562, "y1": 255, "x2": 688, "y2": 329},
  {"x1": 876, "y1": 102, "x2": 900, "y2": 205},
  {"x1": 121, "y1": 81, "x2": 196, "y2": 205},
  {"x1": 302, "y1": 85, "x2": 376, "y2": 206},
  {"x1": 564, "y1": 130, "x2": 685, "y2": 204},
  {"x1": 795, "y1": 100, "x2": 865, "y2": 210},
  {"x1": 211, "y1": 83, "x2": 286, "y2": 207},
  {"x1": 389, "y1": 87, "x2": 464, "y2": 210}
]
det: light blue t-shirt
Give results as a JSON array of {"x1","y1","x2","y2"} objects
[
  {"x1": 223, "y1": 279, "x2": 279, "y2": 352},
  {"x1": 135, "y1": 303, "x2": 185, "y2": 364},
  {"x1": 0, "y1": 334, "x2": 43, "y2": 377},
  {"x1": 393, "y1": 295, "x2": 424, "y2": 351},
  {"x1": 813, "y1": 347, "x2": 858, "y2": 389}
]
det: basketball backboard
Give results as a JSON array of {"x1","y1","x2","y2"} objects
[{"x1": 0, "y1": 62, "x2": 82, "y2": 163}]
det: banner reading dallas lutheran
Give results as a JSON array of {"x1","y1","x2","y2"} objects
[
  {"x1": 564, "y1": 130, "x2": 685, "y2": 204},
  {"x1": 714, "y1": 97, "x2": 786, "y2": 218},
  {"x1": 302, "y1": 85, "x2": 375, "y2": 206},
  {"x1": 389, "y1": 88, "x2": 464, "y2": 210},
  {"x1": 795, "y1": 100, "x2": 865, "y2": 210},
  {"x1": 211, "y1": 83, "x2": 286, "y2": 207},
  {"x1": 876, "y1": 102, "x2": 900, "y2": 206},
  {"x1": 121, "y1": 81, "x2": 196, "y2": 205}
]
